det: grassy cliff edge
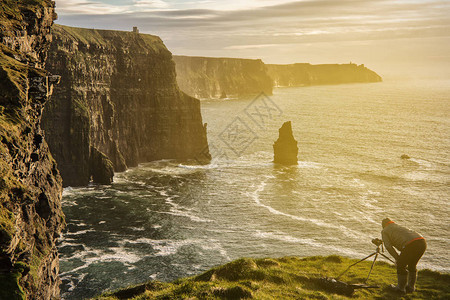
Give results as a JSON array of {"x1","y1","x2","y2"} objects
[{"x1": 93, "y1": 255, "x2": 449, "y2": 299}]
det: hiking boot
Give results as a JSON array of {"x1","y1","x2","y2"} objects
[{"x1": 389, "y1": 273, "x2": 407, "y2": 293}]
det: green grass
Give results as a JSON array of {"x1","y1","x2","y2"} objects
[
  {"x1": 53, "y1": 24, "x2": 166, "y2": 53},
  {"x1": 93, "y1": 256, "x2": 449, "y2": 300}
]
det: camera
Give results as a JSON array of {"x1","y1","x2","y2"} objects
[{"x1": 372, "y1": 238, "x2": 383, "y2": 246}]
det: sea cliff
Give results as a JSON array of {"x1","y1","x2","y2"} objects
[
  {"x1": 0, "y1": 0, "x2": 64, "y2": 299},
  {"x1": 173, "y1": 55, "x2": 273, "y2": 99},
  {"x1": 42, "y1": 25, "x2": 211, "y2": 187},
  {"x1": 173, "y1": 57, "x2": 381, "y2": 99},
  {"x1": 267, "y1": 63, "x2": 382, "y2": 87}
]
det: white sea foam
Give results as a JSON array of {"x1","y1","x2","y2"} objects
[
  {"x1": 178, "y1": 163, "x2": 219, "y2": 170},
  {"x1": 359, "y1": 194, "x2": 382, "y2": 212},
  {"x1": 153, "y1": 210, "x2": 212, "y2": 223},
  {"x1": 158, "y1": 190, "x2": 168, "y2": 197},
  {"x1": 410, "y1": 158, "x2": 434, "y2": 169},
  {"x1": 130, "y1": 226, "x2": 145, "y2": 231},
  {"x1": 126, "y1": 238, "x2": 202, "y2": 256},
  {"x1": 159, "y1": 194, "x2": 213, "y2": 223},
  {"x1": 200, "y1": 241, "x2": 230, "y2": 260},
  {"x1": 403, "y1": 171, "x2": 431, "y2": 182},
  {"x1": 60, "y1": 243, "x2": 143, "y2": 277},
  {"x1": 253, "y1": 230, "x2": 362, "y2": 258},
  {"x1": 62, "y1": 187, "x2": 74, "y2": 197},
  {"x1": 248, "y1": 177, "x2": 370, "y2": 240},
  {"x1": 63, "y1": 229, "x2": 96, "y2": 236},
  {"x1": 297, "y1": 161, "x2": 322, "y2": 169}
]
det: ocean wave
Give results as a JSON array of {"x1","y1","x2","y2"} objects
[
  {"x1": 63, "y1": 229, "x2": 96, "y2": 236},
  {"x1": 247, "y1": 177, "x2": 370, "y2": 240},
  {"x1": 149, "y1": 209, "x2": 212, "y2": 223},
  {"x1": 253, "y1": 230, "x2": 362, "y2": 258},
  {"x1": 60, "y1": 244, "x2": 142, "y2": 276},
  {"x1": 409, "y1": 158, "x2": 434, "y2": 169},
  {"x1": 124, "y1": 238, "x2": 203, "y2": 256},
  {"x1": 178, "y1": 163, "x2": 220, "y2": 170}
]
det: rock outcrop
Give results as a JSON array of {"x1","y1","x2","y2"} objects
[
  {"x1": 273, "y1": 121, "x2": 298, "y2": 165},
  {"x1": 0, "y1": 1, "x2": 64, "y2": 299},
  {"x1": 173, "y1": 55, "x2": 273, "y2": 99},
  {"x1": 42, "y1": 25, "x2": 211, "y2": 187},
  {"x1": 267, "y1": 63, "x2": 382, "y2": 87}
]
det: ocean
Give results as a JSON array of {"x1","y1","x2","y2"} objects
[{"x1": 58, "y1": 79, "x2": 450, "y2": 299}]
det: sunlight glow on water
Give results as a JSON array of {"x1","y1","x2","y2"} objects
[{"x1": 59, "y1": 80, "x2": 450, "y2": 299}]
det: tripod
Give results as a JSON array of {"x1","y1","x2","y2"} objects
[{"x1": 337, "y1": 243, "x2": 395, "y2": 283}]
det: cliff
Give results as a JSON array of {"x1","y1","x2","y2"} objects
[
  {"x1": 42, "y1": 25, "x2": 210, "y2": 187},
  {"x1": 94, "y1": 255, "x2": 449, "y2": 299},
  {"x1": 267, "y1": 63, "x2": 382, "y2": 87},
  {"x1": 173, "y1": 57, "x2": 381, "y2": 99},
  {"x1": 173, "y1": 55, "x2": 273, "y2": 99},
  {"x1": 0, "y1": 1, "x2": 65, "y2": 299}
]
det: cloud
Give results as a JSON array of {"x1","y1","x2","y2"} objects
[
  {"x1": 56, "y1": 0, "x2": 170, "y2": 14},
  {"x1": 133, "y1": 0, "x2": 169, "y2": 9},
  {"x1": 54, "y1": 0, "x2": 450, "y2": 73},
  {"x1": 224, "y1": 44, "x2": 280, "y2": 50}
]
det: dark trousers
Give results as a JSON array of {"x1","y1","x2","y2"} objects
[{"x1": 397, "y1": 239, "x2": 427, "y2": 275}]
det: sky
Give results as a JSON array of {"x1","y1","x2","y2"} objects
[{"x1": 54, "y1": 0, "x2": 450, "y2": 79}]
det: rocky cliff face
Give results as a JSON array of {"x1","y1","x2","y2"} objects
[
  {"x1": 267, "y1": 63, "x2": 382, "y2": 87},
  {"x1": 0, "y1": 1, "x2": 64, "y2": 299},
  {"x1": 173, "y1": 55, "x2": 273, "y2": 99},
  {"x1": 42, "y1": 25, "x2": 210, "y2": 187}
]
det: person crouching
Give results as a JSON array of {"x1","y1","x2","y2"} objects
[{"x1": 381, "y1": 218, "x2": 426, "y2": 293}]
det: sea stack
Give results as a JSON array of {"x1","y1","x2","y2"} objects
[{"x1": 273, "y1": 121, "x2": 298, "y2": 165}]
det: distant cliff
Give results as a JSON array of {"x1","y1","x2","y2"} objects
[
  {"x1": 173, "y1": 55, "x2": 273, "y2": 99},
  {"x1": 42, "y1": 25, "x2": 210, "y2": 187},
  {"x1": 267, "y1": 63, "x2": 382, "y2": 87},
  {"x1": 173, "y1": 57, "x2": 381, "y2": 99},
  {"x1": 0, "y1": 0, "x2": 64, "y2": 299}
]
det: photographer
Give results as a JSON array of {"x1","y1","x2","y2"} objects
[{"x1": 381, "y1": 218, "x2": 426, "y2": 293}]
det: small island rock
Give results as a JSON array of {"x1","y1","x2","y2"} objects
[{"x1": 273, "y1": 121, "x2": 298, "y2": 165}]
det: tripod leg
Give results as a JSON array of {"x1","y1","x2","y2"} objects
[
  {"x1": 365, "y1": 253, "x2": 378, "y2": 282},
  {"x1": 379, "y1": 253, "x2": 395, "y2": 264},
  {"x1": 337, "y1": 252, "x2": 377, "y2": 280}
]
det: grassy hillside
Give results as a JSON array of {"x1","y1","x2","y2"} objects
[{"x1": 93, "y1": 255, "x2": 449, "y2": 299}]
